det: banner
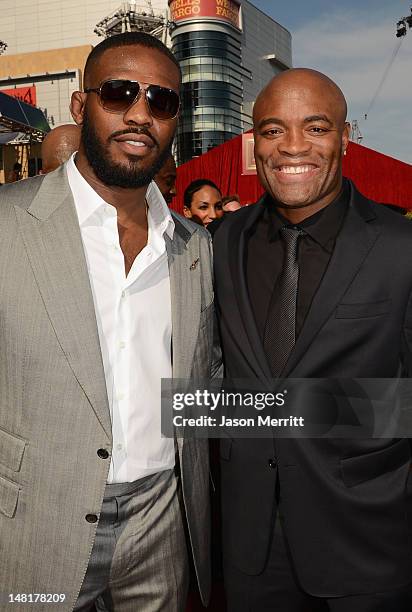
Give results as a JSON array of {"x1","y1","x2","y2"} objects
[
  {"x1": 1, "y1": 86, "x2": 37, "y2": 106},
  {"x1": 169, "y1": 0, "x2": 240, "y2": 29}
]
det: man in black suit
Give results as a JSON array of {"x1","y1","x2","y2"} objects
[{"x1": 213, "y1": 68, "x2": 412, "y2": 611}]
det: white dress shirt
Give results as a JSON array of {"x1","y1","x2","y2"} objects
[{"x1": 66, "y1": 154, "x2": 175, "y2": 483}]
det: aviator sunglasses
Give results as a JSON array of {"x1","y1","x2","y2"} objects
[{"x1": 84, "y1": 79, "x2": 180, "y2": 120}]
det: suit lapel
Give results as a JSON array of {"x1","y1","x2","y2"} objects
[
  {"x1": 228, "y1": 200, "x2": 272, "y2": 380},
  {"x1": 166, "y1": 215, "x2": 201, "y2": 380},
  {"x1": 15, "y1": 167, "x2": 111, "y2": 439},
  {"x1": 166, "y1": 216, "x2": 204, "y2": 455},
  {"x1": 283, "y1": 184, "x2": 381, "y2": 377}
]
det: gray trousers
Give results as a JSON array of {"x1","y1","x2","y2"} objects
[{"x1": 74, "y1": 469, "x2": 189, "y2": 612}]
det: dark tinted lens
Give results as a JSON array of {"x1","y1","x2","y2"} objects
[
  {"x1": 100, "y1": 80, "x2": 140, "y2": 111},
  {"x1": 146, "y1": 85, "x2": 180, "y2": 119}
]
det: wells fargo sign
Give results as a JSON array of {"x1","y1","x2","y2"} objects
[
  {"x1": 169, "y1": 0, "x2": 240, "y2": 29},
  {"x1": 1, "y1": 86, "x2": 37, "y2": 106}
]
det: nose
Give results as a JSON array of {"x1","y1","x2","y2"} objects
[
  {"x1": 209, "y1": 207, "x2": 217, "y2": 220},
  {"x1": 170, "y1": 184, "x2": 177, "y2": 197},
  {"x1": 278, "y1": 127, "x2": 311, "y2": 156},
  {"x1": 122, "y1": 90, "x2": 153, "y2": 126}
]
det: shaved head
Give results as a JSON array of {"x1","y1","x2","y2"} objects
[
  {"x1": 253, "y1": 68, "x2": 350, "y2": 223},
  {"x1": 41, "y1": 124, "x2": 81, "y2": 173},
  {"x1": 254, "y1": 68, "x2": 347, "y2": 127}
]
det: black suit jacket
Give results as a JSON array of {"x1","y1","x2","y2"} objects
[{"x1": 213, "y1": 181, "x2": 412, "y2": 596}]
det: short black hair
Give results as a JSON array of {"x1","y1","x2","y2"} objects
[
  {"x1": 184, "y1": 179, "x2": 221, "y2": 209},
  {"x1": 84, "y1": 32, "x2": 181, "y2": 88}
]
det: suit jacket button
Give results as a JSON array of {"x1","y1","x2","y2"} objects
[
  {"x1": 97, "y1": 448, "x2": 109, "y2": 459},
  {"x1": 268, "y1": 458, "x2": 277, "y2": 469},
  {"x1": 85, "y1": 514, "x2": 98, "y2": 523}
]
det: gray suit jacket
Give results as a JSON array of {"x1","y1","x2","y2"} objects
[{"x1": 0, "y1": 166, "x2": 219, "y2": 610}]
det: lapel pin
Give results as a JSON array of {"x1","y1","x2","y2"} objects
[{"x1": 190, "y1": 258, "x2": 200, "y2": 271}]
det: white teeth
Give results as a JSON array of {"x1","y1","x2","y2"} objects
[
  {"x1": 125, "y1": 140, "x2": 145, "y2": 147},
  {"x1": 278, "y1": 165, "x2": 314, "y2": 174}
]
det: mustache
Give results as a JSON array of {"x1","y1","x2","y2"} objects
[{"x1": 109, "y1": 128, "x2": 158, "y2": 148}]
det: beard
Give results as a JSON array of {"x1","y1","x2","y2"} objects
[{"x1": 81, "y1": 108, "x2": 173, "y2": 188}]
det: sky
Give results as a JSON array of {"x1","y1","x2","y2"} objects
[{"x1": 251, "y1": 0, "x2": 412, "y2": 164}]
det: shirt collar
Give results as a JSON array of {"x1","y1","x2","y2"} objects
[
  {"x1": 66, "y1": 153, "x2": 174, "y2": 240},
  {"x1": 66, "y1": 152, "x2": 105, "y2": 225},
  {"x1": 146, "y1": 180, "x2": 175, "y2": 240}
]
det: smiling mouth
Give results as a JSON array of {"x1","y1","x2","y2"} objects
[
  {"x1": 277, "y1": 165, "x2": 318, "y2": 174},
  {"x1": 112, "y1": 131, "x2": 156, "y2": 150},
  {"x1": 113, "y1": 136, "x2": 155, "y2": 157},
  {"x1": 123, "y1": 140, "x2": 146, "y2": 148}
]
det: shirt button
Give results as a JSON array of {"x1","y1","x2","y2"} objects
[
  {"x1": 117, "y1": 393, "x2": 124, "y2": 401},
  {"x1": 116, "y1": 443, "x2": 123, "y2": 451},
  {"x1": 119, "y1": 341, "x2": 126, "y2": 349},
  {"x1": 85, "y1": 514, "x2": 98, "y2": 523},
  {"x1": 97, "y1": 448, "x2": 109, "y2": 459},
  {"x1": 268, "y1": 458, "x2": 278, "y2": 469},
  {"x1": 121, "y1": 291, "x2": 126, "y2": 299}
]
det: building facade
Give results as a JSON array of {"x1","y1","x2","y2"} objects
[
  {"x1": 169, "y1": 0, "x2": 292, "y2": 163},
  {"x1": 0, "y1": 1, "x2": 169, "y2": 130},
  {"x1": 0, "y1": 0, "x2": 291, "y2": 176}
]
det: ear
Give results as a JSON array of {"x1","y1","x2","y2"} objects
[
  {"x1": 70, "y1": 91, "x2": 87, "y2": 126},
  {"x1": 183, "y1": 206, "x2": 192, "y2": 219},
  {"x1": 342, "y1": 121, "x2": 351, "y2": 156}
]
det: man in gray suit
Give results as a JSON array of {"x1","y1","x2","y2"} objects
[{"x1": 0, "y1": 32, "x2": 219, "y2": 611}]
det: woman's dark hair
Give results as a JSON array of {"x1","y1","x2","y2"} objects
[{"x1": 183, "y1": 178, "x2": 221, "y2": 209}]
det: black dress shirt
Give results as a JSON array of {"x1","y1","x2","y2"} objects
[{"x1": 246, "y1": 180, "x2": 350, "y2": 342}]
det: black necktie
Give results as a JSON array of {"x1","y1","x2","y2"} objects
[{"x1": 264, "y1": 227, "x2": 304, "y2": 377}]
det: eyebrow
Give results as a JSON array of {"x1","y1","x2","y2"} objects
[
  {"x1": 256, "y1": 114, "x2": 333, "y2": 130},
  {"x1": 304, "y1": 114, "x2": 333, "y2": 125},
  {"x1": 256, "y1": 117, "x2": 285, "y2": 130}
]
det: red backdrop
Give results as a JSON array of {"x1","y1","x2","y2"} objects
[{"x1": 172, "y1": 135, "x2": 412, "y2": 214}]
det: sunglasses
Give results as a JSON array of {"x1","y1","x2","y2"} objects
[{"x1": 84, "y1": 79, "x2": 180, "y2": 120}]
